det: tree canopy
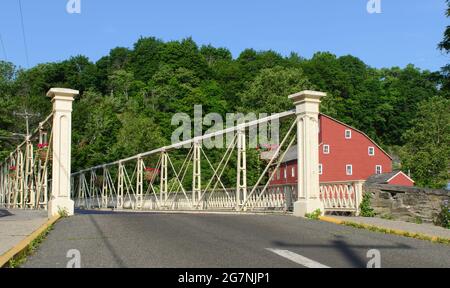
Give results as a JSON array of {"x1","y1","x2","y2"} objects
[{"x1": 0, "y1": 33, "x2": 448, "y2": 188}]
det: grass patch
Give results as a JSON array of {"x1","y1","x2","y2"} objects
[
  {"x1": 342, "y1": 221, "x2": 450, "y2": 245},
  {"x1": 5, "y1": 224, "x2": 54, "y2": 268},
  {"x1": 305, "y1": 209, "x2": 322, "y2": 220}
]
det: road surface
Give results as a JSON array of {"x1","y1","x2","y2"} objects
[{"x1": 24, "y1": 211, "x2": 450, "y2": 268}]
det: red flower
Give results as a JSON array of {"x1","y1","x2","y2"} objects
[
  {"x1": 38, "y1": 143, "x2": 49, "y2": 149},
  {"x1": 9, "y1": 166, "x2": 16, "y2": 171}
]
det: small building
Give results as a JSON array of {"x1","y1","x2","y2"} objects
[
  {"x1": 269, "y1": 114, "x2": 394, "y2": 185},
  {"x1": 366, "y1": 171, "x2": 415, "y2": 187}
]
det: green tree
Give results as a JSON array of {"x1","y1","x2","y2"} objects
[
  {"x1": 439, "y1": 1, "x2": 450, "y2": 93},
  {"x1": 438, "y1": 0, "x2": 450, "y2": 53},
  {"x1": 240, "y1": 66, "x2": 313, "y2": 113},
  {"x1": 400, "y1": 97, "x2": 450, "y2": 188},
  {"x1": 112, "y1": 110, "x2": 165, "y2": 159}
]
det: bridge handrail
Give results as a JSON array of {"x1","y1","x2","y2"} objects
[
  {"x1": 0, "y1": 112, "x2": 54, "y2": 210},
  {"x1": 71, "y1": 110, "x2": 296, "y2": 175},
  {"x1": 1, "y1": 113, "x2": 53, "y2": 165}
]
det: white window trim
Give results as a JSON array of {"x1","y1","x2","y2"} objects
[
  {"x1": 368, "y1": 147, "x2": 375, "y2": 156},
  {"x1": 284, "y1": 167, "x2": 287, "y2": 179},
  {"x1": 346, "y1": 165, "x2": 353, "y2": 176},
  {"x1": 292, "y1": 167, "x2": 295, "y2": 178},
  {"x1": 345, "y1": 130, "x2": 352, "y2": 139},
  {"x1": 319, "y1": 164, "x2": 323, "y2": 175},
  {"x1": 376, "y1": 165, "x2": 383, "y2": 175},
  {"x1": 323, "y1": 145, "x2": 330, "y2": 154}
]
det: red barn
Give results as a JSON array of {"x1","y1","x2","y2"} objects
[{"x1": 269, "y1": 114, "x2": 402, "y2": 185}]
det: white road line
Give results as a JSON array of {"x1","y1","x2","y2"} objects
[{"x1": 266, "y1": 248, "x2": 330, "y2": 268}]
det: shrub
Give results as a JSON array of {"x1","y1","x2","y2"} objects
[
  {"x1": 434, "y1": 201, "x2": 450, "y2": 229},
  {"x1": 305, "y1": 209, "x2": 322, "y2": 220},
  {"x1": 359, "y1": 193, "x2": 375, "y2": 217}
]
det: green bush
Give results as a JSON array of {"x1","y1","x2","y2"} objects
[
  {"x1": 359, "y1": 193, "x2": 375, "y2": 217},
  {"x1": 434, "y1": 201, "x2": 450, "y2": 229},
  {"x1": 305, "y1": 209, "x2": 322, "y2": 220}
]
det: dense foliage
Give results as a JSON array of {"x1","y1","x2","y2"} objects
[
  {"x1": 0, "y1": 32, "x2": 448, "y2": 187},
  {"x1": 434, "y1": 201, "x2": 450, "y2": 229},
  {"x1": 400, "y1": 97, "x2": 450, "y2": 188},
  {"x1": 359, "y1": 193, "x2": 376, "y2": 218}
]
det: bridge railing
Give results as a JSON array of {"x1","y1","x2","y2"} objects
[
  {"x1": 71, "y1": 90, "x2": 359, "y2": 217},
  {"x1": 73, "y1": 183, "x2": 298, "y2": 212},
  {"x1": 320, "y1": 180, "x2": 365, "y2": 215},
  {"x1": 73, "y1": 177, "x2": 364, "y2": 215},
  {"x1": 0, "y1": 113, "x2": 53, "y2": 210},
  {"x1": 71, "y1": 109, "x2": 303, "y2": 213}
]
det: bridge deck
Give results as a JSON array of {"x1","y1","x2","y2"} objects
[{"x1": 23, "y1": 211, "x2": 450, "y2": 268}]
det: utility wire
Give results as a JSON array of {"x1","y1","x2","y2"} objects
[
  {"x1": 18, "y1": 0, "x2": 30, "y2": 67},
  {"x1": 0, "y1": 33, "x2": 7, "y2": 61}
]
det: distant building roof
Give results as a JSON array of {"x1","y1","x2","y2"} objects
[
  {"x1": 282, "y1": 145, "x2": 298, "y2": 163},
  {"x1": 366, "y1": 171, "x2": 414, "y2": 185}
]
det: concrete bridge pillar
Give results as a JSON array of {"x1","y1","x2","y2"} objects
[
  {"x1": 47, "y1": 88, "x2": 78, "y2": 218},
  {"x1": 289, "y1": 90, "x2": 327, "y2": 217}
]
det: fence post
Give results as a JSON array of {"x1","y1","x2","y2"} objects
[
  {"x1": 289, "y1": 91, "x2": 326, "y2": 217},
  {"x1": 47, "y1": 88, "x2": 78, "y2": 218}
]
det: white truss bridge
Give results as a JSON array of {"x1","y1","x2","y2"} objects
[{"x1": 1, "y1": 89, "x2": 364, "y2": 217}]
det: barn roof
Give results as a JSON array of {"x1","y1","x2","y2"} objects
[
  {"x1": 366, "y1": 171, "x2": 401, "y2": 185},
  {"x1": 366, "y1": 171, "x2": 415, "y2": 185}
]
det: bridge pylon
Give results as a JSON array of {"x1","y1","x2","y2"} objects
[
  {"x1": 289, "y1": 91, "x2": 327, "y2": 217},
  {"x1": 47, "y1": 88, "x2": 78, "y2": 217}
]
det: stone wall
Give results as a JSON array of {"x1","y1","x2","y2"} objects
[{"x1": 364, "y1": 184, "x2": 450, "y2": 223}]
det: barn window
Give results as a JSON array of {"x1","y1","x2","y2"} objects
[
  {"x1": 319, "y1": 164, "x2": 323, "y2": 175},
  {"x1": 284, "y1": 167, "x2": 287, "y2": 179},
  {"x1": 376, "y1": 165, "x2": 383, "y2": 175},
  {"x1": 292, "y1": 167, "x2": 295, "y2": 178},
  {"x1": 368, "y1": 147, "x2": 375, "y2": 156},
  {"x1": 345, "y1": 130, "x2": 352, "y2": 139},
  {"x1": 346, "y1": 165, "x2": 353, "y2": 176},
  {"x1": 323, "y1": 145, "x2": 330, "y2": 154}
]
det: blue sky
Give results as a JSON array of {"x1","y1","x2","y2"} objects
[{"x1": 0, "y1": 0, "x2": 448, "y2": 71}]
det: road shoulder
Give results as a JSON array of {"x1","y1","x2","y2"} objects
[
  {"x1": 319, "y1": 216, "x2": 450, "y2": 245},
  {"x1": 0, "y1": 210, "x2": 60, "y2": 267}
]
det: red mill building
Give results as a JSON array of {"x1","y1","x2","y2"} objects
[{"x1": 269, "y1": 114, "x2": 414, "y2": 187}]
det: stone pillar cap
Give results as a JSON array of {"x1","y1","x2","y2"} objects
[
  {"x1": 46, "y1": 88, "x2": 79, "y2": 98},
  {"x1": 289, "y1": 90, "x2": 327, "y2": 101}
]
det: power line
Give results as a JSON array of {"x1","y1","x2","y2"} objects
[
  {"x1": 18, "y1": 0, "x2": 30, "y2": 67},
  {"x1": 13, "y1": 110, "x2": 41, "y2": 137},
  {"x1": 0, "y1": 33, "x2": 7, "y2": 61}
]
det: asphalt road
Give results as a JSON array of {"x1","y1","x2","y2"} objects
[{"x1": 23, "y1": 211, "x2": 450, "y2": 268}]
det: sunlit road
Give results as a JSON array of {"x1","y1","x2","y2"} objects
[{"x1": 24, "y1": 211, "x2": 450, "y2": 268}]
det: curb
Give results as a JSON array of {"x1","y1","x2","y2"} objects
[
  {"x1": 0, "y1": 215, "x2": 60, "y2": 268},
  {"x1": 319, "y1": 216, "x2": 450, "y2": 245}
]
